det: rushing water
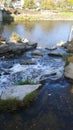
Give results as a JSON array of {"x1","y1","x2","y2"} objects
[{"x1": 0, "y1": 21, "x2": 73, "y2": 130}]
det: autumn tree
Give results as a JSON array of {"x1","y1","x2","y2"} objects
[
  {"x1": 40, "y1": 0, "x2": 55, "y2": 10},
  {"x1": 23, "y1": 0, "x2": 36, "y2": 9},
  {"x1": 68, "y1": 0, "x2": 73, "y2": 6}
]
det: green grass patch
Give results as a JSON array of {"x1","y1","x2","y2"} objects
[
  {"x1": 62, "y1": 55, "x2": 69, "y2": 67},
  {"x1": 0, "y1": 90, "x2": 38, "y2": 112},
  {"x1": 60, "y1": 12, "x2": 73, "y2": 17},
  {"x1": 16, "y1": 78, "x2": 35, "y2": 85}
]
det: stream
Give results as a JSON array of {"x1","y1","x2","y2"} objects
[
  {"x1": 0, "y1": 47, "x2": 73, "y2": 130},
  {"x1": 0, "y1": 21, "x2": 73, "y2": 130}
]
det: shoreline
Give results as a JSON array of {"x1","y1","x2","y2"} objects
[{"x1": 3, "y1": 12, "x2": 73, "y2": 21}]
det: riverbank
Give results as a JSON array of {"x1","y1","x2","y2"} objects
[
  {"x1": 3, "y1": 10, "x2": 73, "y2": 21},
  {"x1": 10, "y1": 13, "x2": 73, "y2": 21}
]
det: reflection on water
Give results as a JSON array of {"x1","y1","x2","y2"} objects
[{"x1": 0, "y1": 21, "x2": 73, "y2": 47}]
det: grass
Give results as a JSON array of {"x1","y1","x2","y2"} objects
[
  {"x1": 63, "y1": 55, "x2": 73, "y2": 67},
  {"x1": 60, "y1": 11, "x2": 73, "y2": 17},
  {"x1": 0, "y1": 90, "x2": 38, "y2": 112},
  {"x1": 62, "y1": 54, "x2": 73, "y2": 67},
  {"x1": 16, "y1": 78, "x2": 35, "y2": 85},
  {"x1": 62, "y1": 55, "x2": 70, "y2": 67}
]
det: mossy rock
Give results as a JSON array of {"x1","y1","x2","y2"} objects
[{"x1": 0, "y1": 90, "x2": 38, "y2": 112}]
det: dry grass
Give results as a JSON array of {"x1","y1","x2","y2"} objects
[
  {"x1": 70, "y1": 85, "x2": 73, "y2": 93},
  {"x1": 68, "y1": 55, "x2": 73, "y2": 63}
]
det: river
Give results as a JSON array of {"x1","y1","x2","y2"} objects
[
  {"x1": 0, "y1": 21, "x2": 73, "y2": 47},
  {"x1": 0, "y1": 21, "x2": 73, "y2": 130}
]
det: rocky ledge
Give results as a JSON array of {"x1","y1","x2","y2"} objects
[
  {"x1": 64, "y1": 55, "x2": 73, "y2": 83},
  {"x1": 0, "y1": 84, "x2": 41, "y2": 111},
  {"x1": 0, "y1": 34, "x2": 37, "y2": 57},
  {"x1": 1, "y1": 84, "x2": 41, "y2": 100},
  {"x1": 0, "y1": 42, "x2": 37, "y2": 57},
  {"x1": 64, "y1": 62, "x2": 73, "y2": 81},
  {"x1": 64, "y1": 40, "x2": 73, "y2": 82}
]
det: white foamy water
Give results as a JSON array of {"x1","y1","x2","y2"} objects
[{"x1": 0, "y1": 49, "x2": 65, "y2": 96}]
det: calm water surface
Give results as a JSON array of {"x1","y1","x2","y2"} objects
[
  {"x1": 0, "y1": 21, "x2": 73, "y2": 47},
  {"x1": 0, "y1": 21, "x2": 73, "y2": 130}
]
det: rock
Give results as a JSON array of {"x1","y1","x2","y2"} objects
[
  {"x1": 1, "y1": 84, "x2": 41, "y2": 100},
  {"x1": 32, "y1": 50, "x2": 43, "y2": 56},
  {"x1": 0, "y1": 44, "x2": 9, "y2": 54},
  {"x1": 40, "y1": 72, "x2": 57, "y2": 82},
  {"x1": 45, "y1": 46, "x2": 57, "y2": 50},
  {"x1": 4, "y1": 54, "x2": 15, "y2": 59},
  {"x1": 21, "y1": 59, "x2": 36, "y2": 65},
  {"x1": 1, "y1": 71, "x2": 10, "y2": 75},
  {"x1": 48, "y1": 52, "x2": 63, "y2": 57},
  {"x1": 0, "y1": 36, "x2": 6, "y2": 44},
  {"x1": 66, "y1": 40, "x2": 73, "y2": 53},
  {"x1": 46, "y1": 41, "x2": 65, "y2": 50},
  {"x1": 64, "y1": 62, "x2": 73, "y2": 80},
  {"x1": 0, "y1": 42, "x2": 37, "y2": 56},
  {"x1": 56, "y1": 41, "x2": 65, "y2": 47},
  {"x1": 21, "y1": 38, "x2": 29, "y2": 43}
]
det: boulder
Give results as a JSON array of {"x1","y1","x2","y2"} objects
[
  {"x1": 21, "y1": 38, "x2": 29, "y2": 43},
  {"x1": 21, "y1": 59, "x2": 36, "y2": 65},
  {"x1": 0, "y1": 36, "x2": 6, "y2": 44},
  {"x1": 40, "y1": 72, "x2": 57, "y2": 82},
  {"x1": 32, "y1": 50, "x2": 43, "y2": 56},
  {"x1": 48, "y1": 52, "x2": 63, "y2": 57},
  {"x1": 66, "y1": 40, "x2": 73, "y2": 53},
  {"x1": 0, "y1": 44, "x2": 9, "y2": 54},
  {"x1": 0, "y1": 42, "x2": 37, "y2": 56},
  {"x1": 1, "y1": 84, "x2": 41, "y2": 100},
  {"x1": 46, "y1": 41, "x2": 65, "y2": 50},
  {"x1": 64, "y1": 62, "x2": 73, "y2": 80},
  {"x1": 45, "y1": 46, "x2": 57, "y2": 50},
  {"x1": 56, "y1": 41, "x2": 65, "y2": 47}
]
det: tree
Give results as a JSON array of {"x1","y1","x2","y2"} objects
[
  {"x1": 3, "y1": 0, "x2": 12, "y2": 7},
  {"x1": 40, "y1": 0, "x2": 55, "y2": 10},
  {"x1": 68, "y1": 0, "x2": 73, "y2": 6},
  {"x1": 23, "y1": 0, "x2": 36, "y2": 9}
]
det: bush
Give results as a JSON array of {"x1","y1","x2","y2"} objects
[
  {"x1": 10, "y1": 32, "x2": 22, "y2": 43},
  {"x1": 67, "y1": 55, "x2": 73, "y2": 62}
]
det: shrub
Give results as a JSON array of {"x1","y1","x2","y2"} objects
[
  {"x1": 67, "y1": 55, "x2": 73, "y2": 62},
  {"x1": 10, "y1": 32, "x2": 22, "y2": 43}
]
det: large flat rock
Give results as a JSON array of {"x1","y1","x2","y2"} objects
[{"x1": 1, "y1": 84, "x2": 41, "y2": 100}]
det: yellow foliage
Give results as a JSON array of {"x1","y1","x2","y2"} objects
[{"x1": 68, "y1": 55, "x2": 73, "y2": 62}]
